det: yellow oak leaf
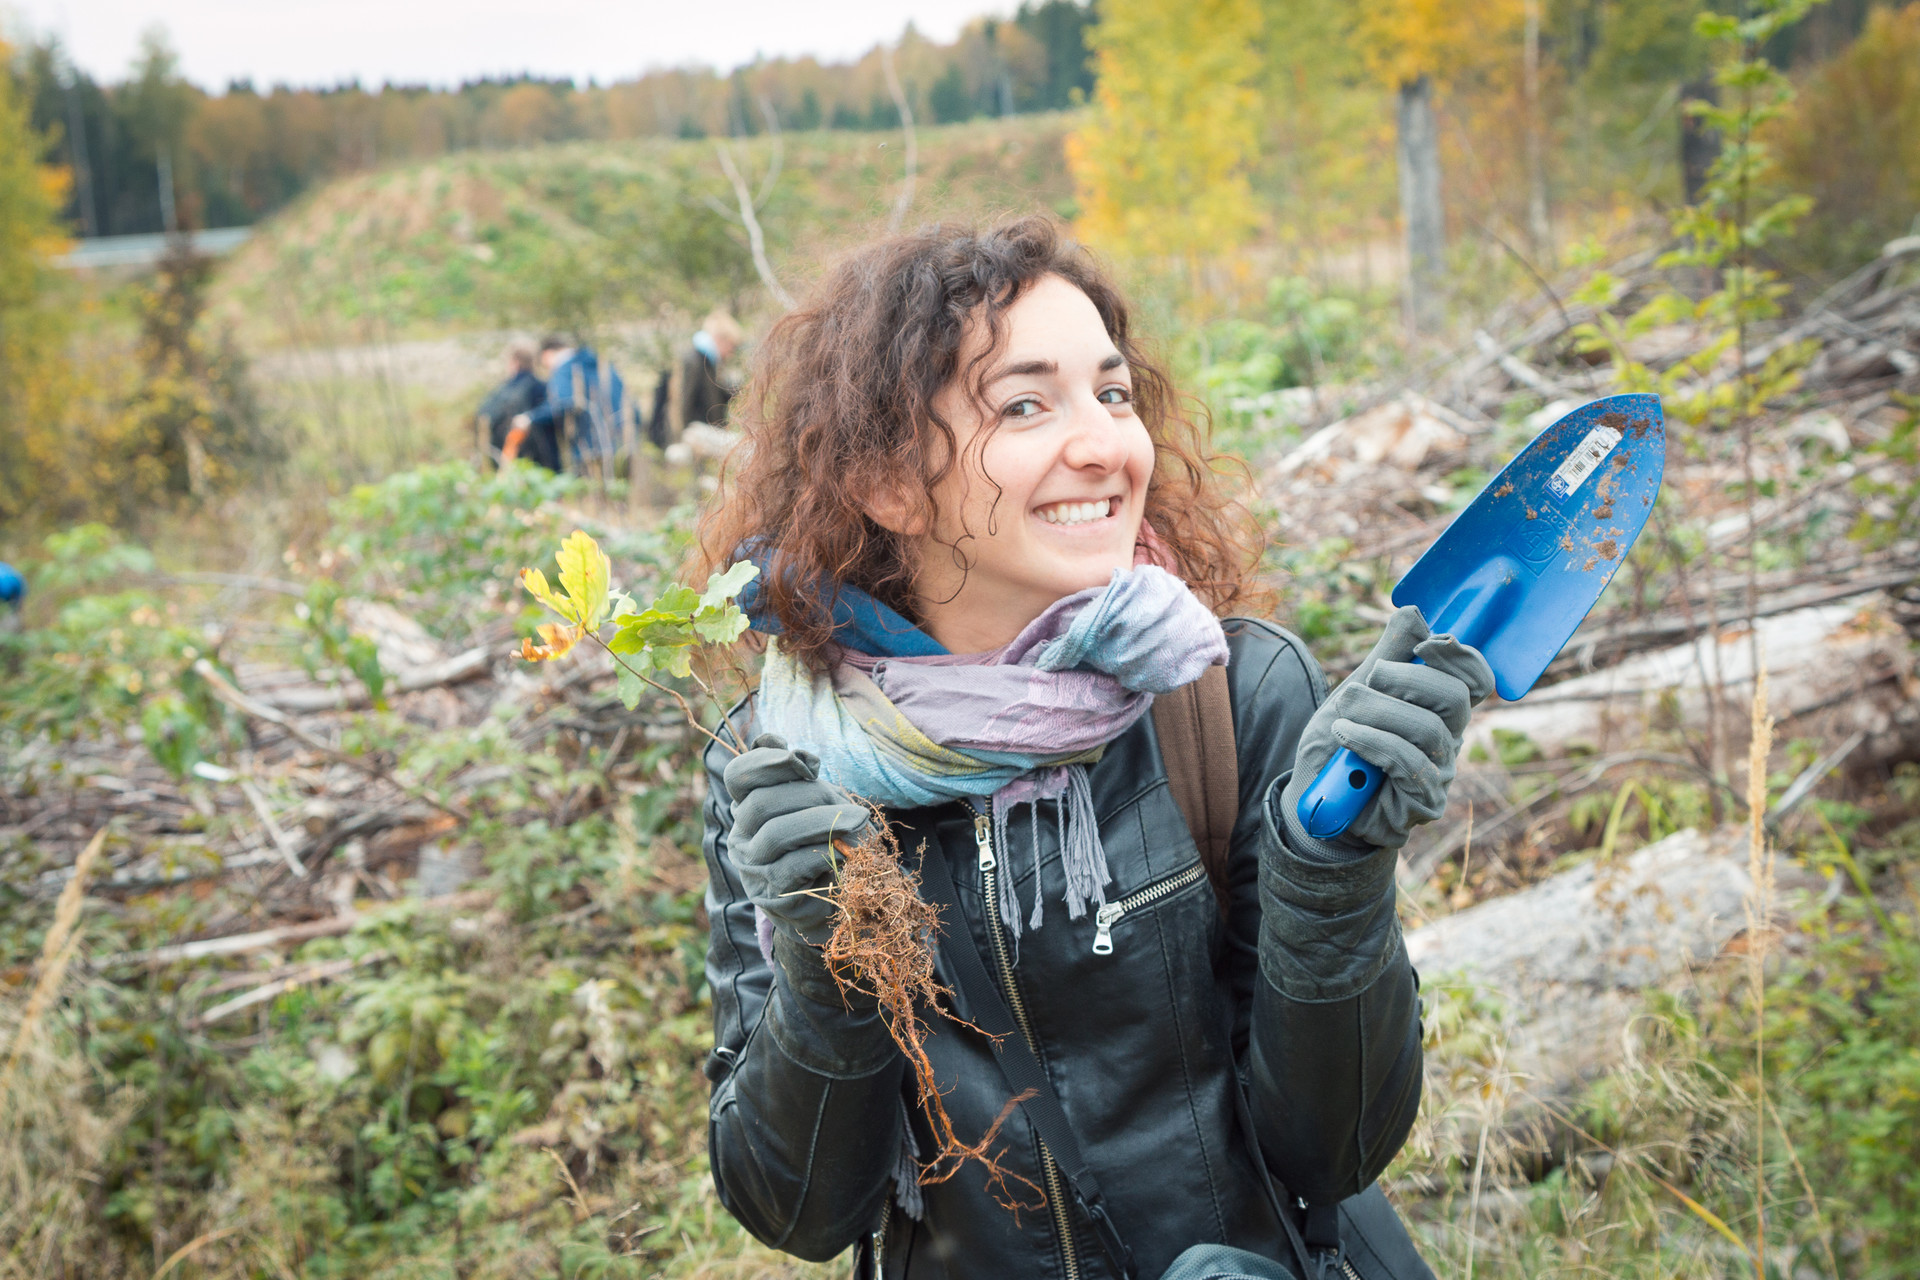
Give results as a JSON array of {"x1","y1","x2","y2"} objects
[{"x1": 519, "y1": 622, "x2": 584, "y2": 662}]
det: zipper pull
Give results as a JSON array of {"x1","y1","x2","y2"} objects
[
  {"x1": 1091, "y1": 902, "x2": 1123, "y2": 956},
  {"x1": 974, "y1": 814, "x2": 996, "y2": 872}
]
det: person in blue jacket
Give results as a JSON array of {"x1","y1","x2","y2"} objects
[
  {"x1": 507, "y1": 336, "x2": 626, "y2": 474},
  {"x1": 0, "y1": 562, "x2": 24, "y2": 635}
]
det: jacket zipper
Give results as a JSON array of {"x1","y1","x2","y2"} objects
[
  {"x1": 1090, "y1": 864, "x2": 1207, "y2": 956},
  {"x1": 974, "y1": 810, "x2": 1081, "y2": 1280}
]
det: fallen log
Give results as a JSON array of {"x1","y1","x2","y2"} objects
[
  {"x1": 1403, "y1": 826, "x2": 1776, "y2": 1177},
  {"x1": 195, "y1": 660, "x2": 464, "y2": 818},
  {"x1": 1408, "y1": 826, "x2": 1751, "y2": 1002},
  {"x1": 1469, "y1": 595, "x2": 1916, "y2": 765},
  {"x1": 1553, "y1": 562, "x2": 1920, "y2": 675},
  {"x1": 98, "y1": 888, "x2": 493, "y2": 968},
  {"x1": 254, "y1": 644, "x2": 494, "y2": 712}
]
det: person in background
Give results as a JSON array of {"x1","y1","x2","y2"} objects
[
  {"x1": 510, "y1": 336, "x2": 626, "y2": 474},
  {"x1": 478, "y1": 342, "x2": 549, "y2": 470},
  {"x1": 0, "y1": 562, "x2": 24, "y2": 636},
  {"x1": 658, "y1": 310, "x2": 741, "y2": 448}
]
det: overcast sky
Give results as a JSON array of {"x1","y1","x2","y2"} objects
[{"x1": 3, "y1": 0, "x2": 1001, "y2": 89}]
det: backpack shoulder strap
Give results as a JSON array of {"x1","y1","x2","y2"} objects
[{"x1": 1151, "y1": 664, "x2": 1239, "y2": 916}]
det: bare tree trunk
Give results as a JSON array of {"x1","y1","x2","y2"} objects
[
  {"x1": 1523, "y1": 0, "x2": 1552, "y2": 260},
  {"x1": 157, "y1": 149, "x2": 178, "y2": 234},
  {"x1": 1397, "y1": 75, "x2": 1446, "y2": 335}
]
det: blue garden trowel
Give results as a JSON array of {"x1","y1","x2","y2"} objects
[{"x1": 1297, "y1": 393, "x2": 1666, "y2": 839}]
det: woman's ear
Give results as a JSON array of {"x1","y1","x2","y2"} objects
[{"x1": 861, "y1": 484, "x2": 926, "y2": 536}]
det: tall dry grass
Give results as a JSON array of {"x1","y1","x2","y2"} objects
[{"x1": 0, "y1": 829, "x2": 133, "y2": 1279}]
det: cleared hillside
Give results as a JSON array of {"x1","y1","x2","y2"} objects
[{"x1": 211, "y1": 114, "x2": 1078, "y2": 348}]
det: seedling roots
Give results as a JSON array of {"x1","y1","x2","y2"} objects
[{"x1": 824, "y1": 814, "x2": 1044, "y2": 1210}]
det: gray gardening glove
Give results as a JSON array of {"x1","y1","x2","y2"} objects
[
  {"x1": 723, "y1": 733, "x2": 872, "y2": 949},
  {"x1": 1277, "y1": 605, "x2": 1495, "y2": 857}
]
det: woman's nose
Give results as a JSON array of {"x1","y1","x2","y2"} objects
[{"x1": 1059, "y1": 393, "x2": 1126, "y2": 470}]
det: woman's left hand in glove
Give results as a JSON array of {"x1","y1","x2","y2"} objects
[{"x1": 1278, "y1": 605, "x2": 1495, "y2": 856}]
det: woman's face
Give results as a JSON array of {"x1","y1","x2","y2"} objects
[{"x1": 907, "y1": 274, "x2": 1155, "y2": 654}]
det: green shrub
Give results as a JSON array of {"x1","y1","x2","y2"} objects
[{"x1": 1771, "y1": 4, "x2": 1920, "y2": 271}]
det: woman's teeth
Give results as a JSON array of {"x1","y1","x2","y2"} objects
[{"x1": 1039, "y1": 499, "x2": 1112, "y2": 526}]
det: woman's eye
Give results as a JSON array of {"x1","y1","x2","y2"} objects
[
  {"x1": 1003, "y1": 397, "x2": 1043, "y2": 420},
  {"x1": 1097, "y1": 386, "x2": 1132, "y2": 406}
]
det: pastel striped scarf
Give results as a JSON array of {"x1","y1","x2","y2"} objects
[{"x1": 753, "y1": 564, "x2": 1228, "y2": 936}]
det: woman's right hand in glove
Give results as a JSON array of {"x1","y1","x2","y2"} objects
[
  {"x1": 1277, "y1": 605, "x2": 1494, "y2": 857},
  {"x1": 722, "y1": 733, "x2": 872, "y2": 949}
]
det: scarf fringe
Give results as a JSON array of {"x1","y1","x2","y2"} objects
[{"x1": 990, "y1": 764, "x2": 1110, "y2": 942}]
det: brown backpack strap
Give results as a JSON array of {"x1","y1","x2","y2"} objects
[{"x1": 1150, "y1": 664, "x2": 1239, "y2": 916}]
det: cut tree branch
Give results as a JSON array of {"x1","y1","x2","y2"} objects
[
  {"x1": 193, "y1": 659, "x2": 463, "y2": 818},
  {"x1": 881, "y1": 44, "x2": 917, "y2": 234},
  {"x1": 715, "y1": 141, "x2": 794, "y2": 310}
]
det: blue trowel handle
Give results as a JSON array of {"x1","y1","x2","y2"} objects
[
  {"x1": 1297, "y1": 642, "x2": 1440, "y2": 840},
  {"x1": 1296, "y1": 576, "x2": 1509, "y2": 839},
  {"x1": 1298, "y1": 746, "x2": 1388, "y2": 838}
]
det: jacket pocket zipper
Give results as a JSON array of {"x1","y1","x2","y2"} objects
[{"x1": 1090, "y1": 863, "x2": 1207, "y2": 956}]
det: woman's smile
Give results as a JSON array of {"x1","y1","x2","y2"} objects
[{"x1": 1034, "y1": 496, "x2": 1122, "y2": 527}]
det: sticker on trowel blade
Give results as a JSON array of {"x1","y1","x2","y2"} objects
[{"x1": 1546, "y1": 424, "x2": 1623, "y2": 500}]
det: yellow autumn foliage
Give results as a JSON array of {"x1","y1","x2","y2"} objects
[
  {"x1": 1066, "y1": 0, "x2": 1266, "y2": 263},
  {"x1": 0, "y1": 38, "x2": 78, "y2": 526},
  {"x1": 1352, "y1": 0, "x2": 1524, "y2": 92}
]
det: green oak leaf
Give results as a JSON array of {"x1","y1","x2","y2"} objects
[
  {"x1": 699, "y1": 560, "x2": 759, "y2": 611},
  {"x1": 614, "y1": 663, "x2": 645, "y2": 710},
  {"x1": 610, "y1": 609, "x2": 697, "y2": 653},
  {"x1": 693, "y1": 604, "x2": 751, "y2": 644}
]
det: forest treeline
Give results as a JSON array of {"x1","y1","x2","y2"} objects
[
  {"x1": 2, "y1": 0, "x2": 1919, "y2": 525},
  {"x1": 12, "y1": 2, "x2": 1094, "y2": 238},
  {"x1": 12, "y1": 0, "x2": 1911, "y2": 270}
]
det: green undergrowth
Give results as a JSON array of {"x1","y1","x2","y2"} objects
[
  {"x1": 0, "y1": 465, "x2": 823, "y2": 1277},
  {"x1": 1400, "y1": 801, "x2": 1920, "y2": 1280},
  {"x1": 1, "y1": 754, "x2": 830, "y2": 1278},
  {"x1": 6, "y1": 455, "x2": 1920, "y2": 1276}
]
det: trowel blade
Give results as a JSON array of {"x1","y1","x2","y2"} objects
[{"x1": 1392, "y1": 393, "x2": 1666, "y2": 702}]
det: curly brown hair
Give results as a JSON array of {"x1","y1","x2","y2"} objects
[{"x1": 696, "y1": 216, "x2": 1269, "y2": 672}]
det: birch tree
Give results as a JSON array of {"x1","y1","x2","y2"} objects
[{"x1": 1355, "y1": 0, "x2": 1522, "y2": 334}]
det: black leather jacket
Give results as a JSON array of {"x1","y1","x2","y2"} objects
[{"x1": 702, "y1": 620, "x2": 1424, "y2": 1279}]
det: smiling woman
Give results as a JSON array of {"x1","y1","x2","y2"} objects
[
  {"x1": 700, "y1": 217, "x2": 1263, "y2": 672},
  {"x1": 897, "y1": 275, "x2": 1158, "y2": 652},
  {"x1": 690, "y1": 216, "x2": 1473, "y2": 1280}
]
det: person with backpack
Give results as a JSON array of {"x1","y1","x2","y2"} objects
[
  {"x1": 693, "y1": 218, "x2": 1490, "y2": 1279},
  {"x1": 0, "y1": 562, "x2": 23, "y2": 636},
  {"x1": 478, "y1": 343, "x2": 550, "y2": 469},
  {"x1": 508, "y1": 336, "x2": 626, "y2": 475}
]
